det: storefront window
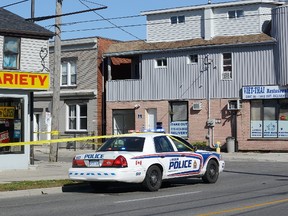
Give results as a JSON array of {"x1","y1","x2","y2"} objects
[
  {"x1": 250, "y1": 100, "x2": 288, "y2": 138},
  {"x1": 0, "y1": 98, "x2": 24, "y2": 154}
]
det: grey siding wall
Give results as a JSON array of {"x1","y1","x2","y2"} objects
[
  {"x1": 0, "y1": 37, "x2": 49, "y2": 72},
  {"x1": 107, "y1": 44, "x2": 275, "y2": 101},
  {"x1": 146, "y1": 10, "x2": 203, "y2": 42},
  {"x1": 213, "y1": 5, "x2": 265, "y2": 37},
  {"x1": 49, "y1": 49, "x2": 98, "y2": 92},
  {"x1": 272, "y1": 5, "x2": 288, "y2": 85},
  {"x1": 146, "y1": 4, "x2": 275, "y2": 42}
]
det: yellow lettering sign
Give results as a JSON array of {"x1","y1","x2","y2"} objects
[
  {"x1": 0, "y1": 107, "x2": 15, "y2": 119},
  {"x1": 0, "y1": 71, "x2": 50, "y2": 90}
]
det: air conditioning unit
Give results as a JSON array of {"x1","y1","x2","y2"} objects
[
  {"x1": 192, "y1": 102, "x2": 202, "y2": 110},
  {"x1": 227, "y1": 99, "x2": 242, "y2": 110}
]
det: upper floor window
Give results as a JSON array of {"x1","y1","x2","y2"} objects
[
  {"x1": 61, "y1": 60, "x2": 77, "y2": 86},
  {"x1": 222, "y1": 53, "x2": 232, "y2": 80},
  {"x1": 67, "y1": 103, "x2": 87, "y2": 131},
  {"x1": 3, "y1": 37, "x2": 20, "y2": 70},
  {"x1": 187, "y1": 54, "x2": 198, "y2": 64},
  {"x1": 228, "y1": 10, "x2": 244, "y2": 19},
  {"x1": 170, "y1": 15, "x2": 185, "y2": 24},
  {"x1": 155, "y1": 58, "x2": 167, "y2": 68}
]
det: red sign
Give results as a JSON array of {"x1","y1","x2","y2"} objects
[{"x1": 0, "y1": 130, "x2": 10, "y2": 143}]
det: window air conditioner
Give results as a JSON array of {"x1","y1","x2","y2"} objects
[
  {"x1": 227, "y1": 99, "x2": 242, "y2": 110},
  {"x1": 192, "y1": 102, "x2": 202, "y2": 110}
]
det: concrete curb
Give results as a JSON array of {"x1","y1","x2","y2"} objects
[{"x1": 0, "y1": 187, "x2": 63, "y2": 199}]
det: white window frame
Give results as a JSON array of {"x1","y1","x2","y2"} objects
[
  {"x1": 228, "y1": 10, "x2": 244, "y2": 19},
  {"x1": 221, "y1": 53, "x2": 232, "y2": 80},
  {"x1": 155, "y1": 58, "x2": 167, "y2": 68},
  {"x1": 61, "y1": 60, "x2": 77, "y2": 86},
  {"x1": 66, "y1": 103, "x2": 87, "y2": 131},
  {"x1": 187, "y1": 54, "x2": 198, "y2": 64},
  {"x1": 3, "y1": 37, "x2": 20, "y2": 70}
]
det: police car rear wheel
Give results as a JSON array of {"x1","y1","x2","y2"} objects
[
  {"x1": 143, "y1": 165, "x2": 162, "y2": 192},
  {"x1": 202, "y1": 160, "x2": 219, "y2": 183}
]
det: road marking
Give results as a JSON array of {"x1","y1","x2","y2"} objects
[
  {"x1": 197, "y1": 198, "x2": 288, "y2": 216},
  {"x1": 115, "y1": 191, "x2": 202, "y2": 204}
]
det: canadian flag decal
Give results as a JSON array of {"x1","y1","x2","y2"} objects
[{"x1": 136, "y1": 160, "x2": 142, "y2": 165}]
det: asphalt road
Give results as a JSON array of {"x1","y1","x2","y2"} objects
[{"x1": 0, "y1": 161, "x2": 288, "y2": 216}]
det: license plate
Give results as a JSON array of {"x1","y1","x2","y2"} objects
[{"x1": 89, "y1": 160, "x2": 100, "y2": 167}]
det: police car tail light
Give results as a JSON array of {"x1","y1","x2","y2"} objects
[
  {"x1": 112, "y1": 155, "x2": 128, "y2": 168},
  {"x1": 72, "y1": 157, "x2": 86, "y2": 168}
]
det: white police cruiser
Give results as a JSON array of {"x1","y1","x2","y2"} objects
[{"x1": 69, "y1": 133, "x2": 225, "y2": 191}]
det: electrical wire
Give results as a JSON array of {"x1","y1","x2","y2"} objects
[
  {"x1": 78, "y1": 0, "x2": 143, "y2": 40},
  {"x1": 0, "y1": 0, "x2": 28, "y2": 8}
]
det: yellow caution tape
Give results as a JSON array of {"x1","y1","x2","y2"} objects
[{"x1": 33, "y1": 131, "x2": 60, "y2": 135}]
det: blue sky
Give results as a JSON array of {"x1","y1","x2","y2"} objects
[{"x1": 1, "y1": 0, "x2": 233, "y2": 41}]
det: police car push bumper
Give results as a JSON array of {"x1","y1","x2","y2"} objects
[{"x1": 69, "y1": 167, "x2": 145, "y2": 183}]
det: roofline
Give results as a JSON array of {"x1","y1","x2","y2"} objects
[
  {"x1": 103, "y1": 40, "x2": 276, "y2": 57},
  {"x1": 141, "y1": 0, "x2": 285, "y2": 15}
]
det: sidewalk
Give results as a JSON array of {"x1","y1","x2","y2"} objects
[{"x1": 0, "y1": 149, "x2": 287, "y2": 199}]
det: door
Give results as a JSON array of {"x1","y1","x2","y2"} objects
[
  {"x1": 146, "y1": 108, "x2": 157, "y2": 130},
  {"x1": 113, "y1": 109, "x2": 135, "y2": 135}
]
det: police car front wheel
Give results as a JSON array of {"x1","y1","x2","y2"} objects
[
  {"x1": 143, "y1": 165, "x2": 162, "y2": 192},
  {"x1": 202, "y1": 160, "x2": 219, "y2": 183}
]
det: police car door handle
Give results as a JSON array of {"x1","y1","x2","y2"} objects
[
  {"x1": 180, "y1": 154, "x2": 185, "y2": 157},
  {"x1": 160, "y1": 155, "x2": 165, "y2": 158}
]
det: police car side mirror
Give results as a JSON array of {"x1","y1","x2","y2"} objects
[{"x1": 193, "y1": 146, "x2": 197, "y2": 152}]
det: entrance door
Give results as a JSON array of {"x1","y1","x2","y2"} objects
[
  {"x1": 113, "y1": 109, "x2": 135, "y2": 135},
  {"x1": 146, "y1": 108, "x2": 157, "y2": 130}
]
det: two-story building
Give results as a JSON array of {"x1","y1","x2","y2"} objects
[
  {"x1": 34, "y1": 37, "x2": 119, "y2": 149},
  {"x1": 103, "y1": 0, "x2": 288, "y2": 151},
  {"x1": 0, "y1": 8, "x2": 53, "y2": 170}
]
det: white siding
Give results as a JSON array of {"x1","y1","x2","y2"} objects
[
  {"x1": 21, "y1": 38, "x2": 49, "y2": 72},
  {"x1": 147, "y1": 10, "x2": 203, "y2": 42},
  {"x1": 213, "y1": 5, "x2": 262, "y2": 37}
]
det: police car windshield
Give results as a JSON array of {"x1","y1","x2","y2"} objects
[{"x1": 99, "y1": 137, "x2": 145, "y2": 152}]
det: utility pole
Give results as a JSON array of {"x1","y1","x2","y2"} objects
[
  {"x1": 30, "y1": 0, "x2": 35, "y2": 165},
  {"x1": 49, "y1": 0, "x2": 62, "y2": 162}
]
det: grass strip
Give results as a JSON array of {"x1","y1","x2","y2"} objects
[{"x1": 0, "y1": 179, "x2": 79, "y2": 192}]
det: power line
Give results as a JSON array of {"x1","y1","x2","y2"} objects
[
  {"x1": 0, "y1": 0, "x2": 28, "y2": 8},
  {"x1": 78, "y1": 0, "x2": 142, "y2": 40}
]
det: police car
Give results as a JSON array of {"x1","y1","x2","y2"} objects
[{"x1": 68, "y1": 133, "x2": 225, "y2": 191}]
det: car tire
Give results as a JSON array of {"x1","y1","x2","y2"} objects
[
  {"x1": 143, "y1": 165, "x2": 162, "y2": 192},
  {"x1": 202, "y1": 160, "x2": 219, "y2": 183}
]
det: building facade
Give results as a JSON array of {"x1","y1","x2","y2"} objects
[
  {"x1": 104, "y1": 0, "x2": 288, "y2": 151},
  {"x1": 34, "y1": 37, "x2": 117, "y2": 149},
  {"x1": 0, "y1": 8, "x2": 53, "y2": 170}
]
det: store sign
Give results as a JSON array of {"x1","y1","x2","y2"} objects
[
  {"x1": 0, "y1": 107, "x2": 15, "y2": 119},
  {"x1": 0, "y1": 71, "x2": 50, "y2": 90},
  {"x1": 170, "y1": 121, "x2": 188, "y2": 137},
  {"x1": 242, "y1": 86, "x2": 288, "y2": 99}
]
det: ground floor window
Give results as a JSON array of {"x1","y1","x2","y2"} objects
[
  {"x1": 251, "y1": 99, "x2": 288, "y2": 138},
  {"x1": 0, "y1": 98, "x2": 24, "y2": 154},
  {"x1": 66, "y1": 103, "x2": 87, "y2": 131}
]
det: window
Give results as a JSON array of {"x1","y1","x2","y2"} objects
[
  {"x1": 154, "y1": 136, "x2": 174, "y2": 152},
  {"x1": 170, "y1": 15, "x2": 185, "y2": 24},
  {"x1": 3, "y1": 37, "x2": 20, "y2": 69},
  {"x1": 171, "y1": 136, "x2": 194, "y2": 152},
  {"x1": 61, "y1": 60, "x2": 77, "y2": 86},
  {"x1": 155, "y1": 58, "x2": 167, "y2": 68},
  {"x1": 99, "y1": 137, "x2": 145, "y2": 152},
  {"x1": 187, "y1": 54, "x2": 198, "y2": 64},
  {"x1": 228, "y1": 10, "x2": 244, "y2": 19},
  {"x1": 222, "y1": 53, "x2": 232, "y2": 80},
  {"x1": 67, "y1": 104, "x2": 87, "y2": 131},
  {"x1": 250, "y1": 100, "x2": 288, "y2": 138},
  {"x1": 0, "y1": 98, "x2": 24, "y2": 155}
]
